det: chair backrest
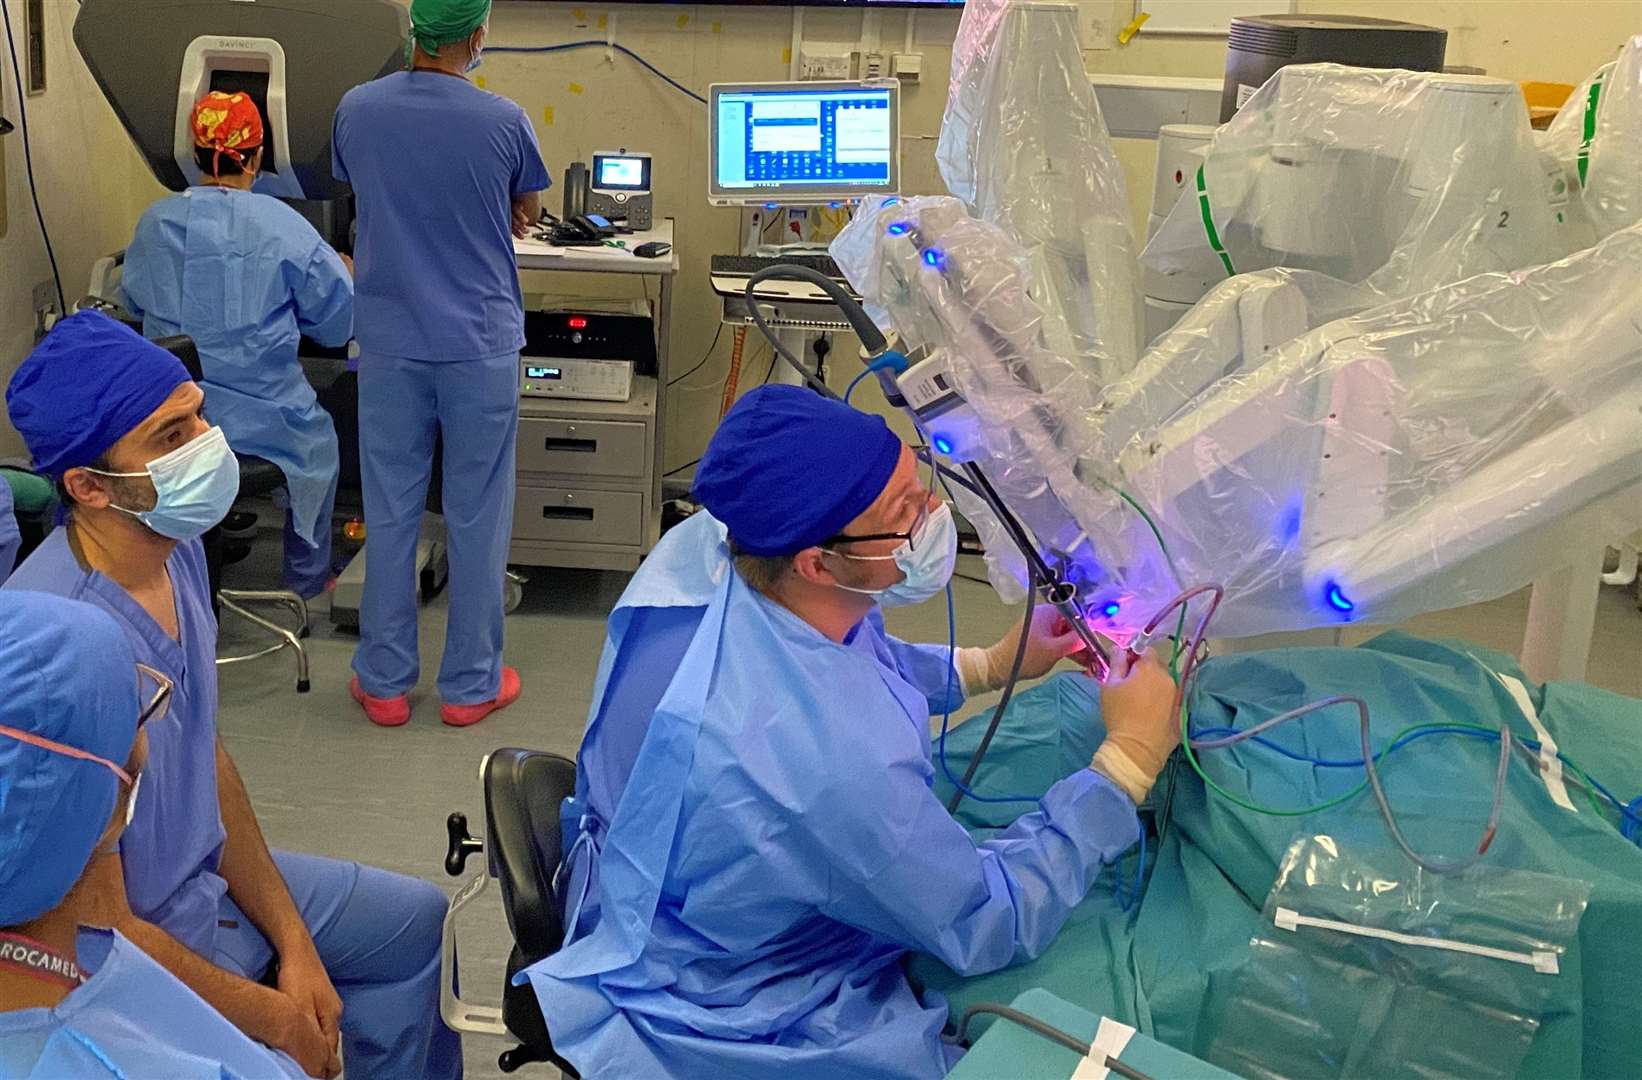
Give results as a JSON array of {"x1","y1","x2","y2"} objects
[
  {"x1": 484, "y1": 748, "x2": 577, "y2": 962},
  {"x1": 154, "y1": 334, "x2": 204, "y2": 381}
]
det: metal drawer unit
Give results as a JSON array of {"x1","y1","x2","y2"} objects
[
  {"x1": 509, "y1": 377, "x2": 659, "y2": 571},
  {"x1": 516, "y1": 417, "x2": 647, "y2": 479}
]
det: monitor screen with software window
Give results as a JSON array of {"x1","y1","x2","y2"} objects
[{"x1": 709, "y1": 81, "x2": 899, "y2": 205}]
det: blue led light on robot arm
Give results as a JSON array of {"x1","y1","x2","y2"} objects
[
  {"x1": 1324, "y1": 582, "x2": 1356, "y2": 615},
  {"x1": 922, "y1": 248, "x2": 946, "y2": 270}
]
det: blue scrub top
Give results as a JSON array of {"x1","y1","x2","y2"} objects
[
  {"x1": 332, "y1": 70, "x2": 551, "y2": 361},
  {"x1": 122, "y1": 187, "x2": 353, "y2": 546},
  {"x1": 4, "y1": 533, "x2": 228, "y2": 957},
  {"x1": 0, "y1": 481, "x2": 17, "y2": 582},
  {"x1": 0, "y1": 928, "x2": 305, "y2": 1079}
]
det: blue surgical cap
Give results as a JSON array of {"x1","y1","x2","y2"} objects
[
  {"x1": 0, "y1": 591, "x2": 139, "y2": 926},
  {"x1": 7, "y1": 311, "x2": 191, "y2": 477},
  {"x1": 695, "y1": 385, "x2": 902, "y2": 557}
]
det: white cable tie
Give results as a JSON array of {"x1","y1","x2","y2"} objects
[{"x1": 1272, "y1": 907, "x2": 1560, "y2": 975}]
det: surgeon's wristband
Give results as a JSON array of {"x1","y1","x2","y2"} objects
[
  {"x1": 956, "y1": 646, "x2": 993, "y2": 698},
  {"x1": 1090, "y1": 742, "x2": 1155, "y2": 805}
]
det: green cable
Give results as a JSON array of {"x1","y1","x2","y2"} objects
[
  {"x1": 1558, "y1": 757, "x2": 1613, "y2": 818},
  {"x1": 1112, "y1": 478, "x2": 1631, "y2": 830},
  {"x1": 1182, "y1": 711, "x2": 1517, "y2": 818},
  {"x1": 1103, "y1": 484, "x2": 1189, "y2": 673},
  {"x1": 1184, "y1": 706, "x2": 1628, "y2": 828},
  {"x1": 1106, "y1": 475, "x2": 1637, "y2": 838}
]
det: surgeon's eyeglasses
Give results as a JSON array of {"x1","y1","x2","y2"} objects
[
  {"x1": 136, "y1": 663, "x2": 174, "y2": 730},
  {"x1": 823, "y1": 499, "x2": 932, "y2": 553},
  {"x1": 823, "y1": 445, "x2": 941, "y2": 553},
  {"x1": 0, "y1": 663, "x2": 171, "y2": 790}
]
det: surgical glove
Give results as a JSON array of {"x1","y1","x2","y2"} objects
[
  {"x1": 957, "y1": 606, "x2": 1089, "y2": 694},
  {"x1": 1091, "y1": 649, "x2": 1179, "y2": 804}
]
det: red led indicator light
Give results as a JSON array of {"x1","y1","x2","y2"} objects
[{"x1": 568, "y1": 317, "x2": 588, "y2": 329}]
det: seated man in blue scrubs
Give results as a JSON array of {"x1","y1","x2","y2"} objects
[
  {"x1": 521, "y1": 385, "x2": 1182, "y2": 1080},
  {"x1": 0, "y1": 478, "x2": 16, "y2": 581},
  {"x1": 0, "y1": 589, "x2": 307, "y2": 1080},
  {"x1": 4, "y1": 313, "x2": 460, "y2": 1080},
  {"x1": 122, "y1": 90, "x2": 354, "y2": 599}
]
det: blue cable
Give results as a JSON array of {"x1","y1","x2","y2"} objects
[
  {"x1": 1113, "y1": 820, "x2": 1147, "y2": 914},
  {"x1": 486, "y1": 41, "x2": 706, "y2": 105},
  {"x1": 937, "y1": 584, "x2": 1155, "y2": 907},
  {"x1": 1190, "y1": 722, "x2": 1642, "y2": 837},
  {"x1": 845, "y1": 355, "x2": 909, "y2": 405},
  {"x1": 935, "y1": 584, "x2": 1039, "y2": 805}
]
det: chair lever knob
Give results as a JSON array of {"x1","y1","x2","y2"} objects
[{"x1": 445, "y1": 811, "x2": 484, "y2": 877}]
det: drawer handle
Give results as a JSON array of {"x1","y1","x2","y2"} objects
[
  {"x1": 541, "y1": 506, "x2": 595, "y2": 522},
  {"x1": 544, "y1": 437, "x2": 598, "y2": 454}
]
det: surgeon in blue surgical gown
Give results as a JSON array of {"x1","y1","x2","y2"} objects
[
  {"x1": 521, "y1": 385, "x2": 1183, "y2": 1079},
  {"x1": 123, "y1": 90, "x2": 353, "y2": 599}
]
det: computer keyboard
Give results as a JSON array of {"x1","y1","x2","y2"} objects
[{"x1": 710, "y1": 253, "x2": 845, "y2": 280}]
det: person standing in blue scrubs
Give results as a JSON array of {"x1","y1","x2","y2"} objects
[
  {"x1": 0, "y1": 590, "x2": 309, "y2": 1080},
  {"x1": 522, "y1": 386, "x2": 1182, "y2": 1079},
  {"x1": 332, "y1": 0, "x2": 550, "y2": 728},
  {"x1": 5, "y1": 314, "x2": 460, "y2": 1080},
  {"x1": 123, "y1": 91, "x2": 354, "y2": 600}
]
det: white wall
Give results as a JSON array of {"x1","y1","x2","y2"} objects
[{"x1": 0, "y1": 0, "x2": 165, "y2": 457}]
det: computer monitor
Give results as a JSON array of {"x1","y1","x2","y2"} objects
[{"x1": 708, "y1": 80, "x2": 900, "y2": 206}]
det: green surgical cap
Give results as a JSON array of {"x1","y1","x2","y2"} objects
[{"x1": 408, "y1": 0, "x2": 492, "y2": 60}]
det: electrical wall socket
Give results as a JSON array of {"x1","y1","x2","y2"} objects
[
  {"x1": 891, "y1": 53, "x2": 922, "y2": 82},
  {"x1": 33, "y1": 280, "x2": 57, "y2": 317},
  {"x1": 799, "y1": 48, "x2": 852, "y2": 81},
  {"x1": 33, "y1": 280, "x2": 59, "y2": 336},
  {"x1": 852, "y1": 51, "x2": 887, "y2": 80}
]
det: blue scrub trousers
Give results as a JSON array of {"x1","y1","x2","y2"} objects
[
  {"x1": 282, "y1": 469, "x2": 339, "y2": 599},
  {"x1": 212, "y1": 850, "x2": 461, "y2": 1080},
  {"x1": 353, "y1": 351, "x2": 518, "y2": 704}
]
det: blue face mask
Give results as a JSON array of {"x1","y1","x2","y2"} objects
[
  {"x1": 88, "y1": 426, "x2": 240, "y2": 541},
  {"x1": 831, "y1": 503, "x2": 959, "y2": 607}
]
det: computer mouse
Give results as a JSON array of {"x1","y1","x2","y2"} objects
[{"x1": 633, "y1": 241, "x2": 672, "y2": 259}]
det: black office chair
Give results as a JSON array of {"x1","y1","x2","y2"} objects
[
  {"x1": 0, "y1": 463, "x2": 58, "y2": 570},
  {"x1": 156, "y1": 336, "x2": 312, "y2": 693},
  {"x1": 443, "y1": 749, "x2": 581, "y2": 1076}
]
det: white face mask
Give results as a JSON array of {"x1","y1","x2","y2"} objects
[
  {"x1": 829, "y1": 503, "x2": 959, "y2": 607},
  {"x1": 85, "y1": 426, "x2": 240, "y2": 541}
]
